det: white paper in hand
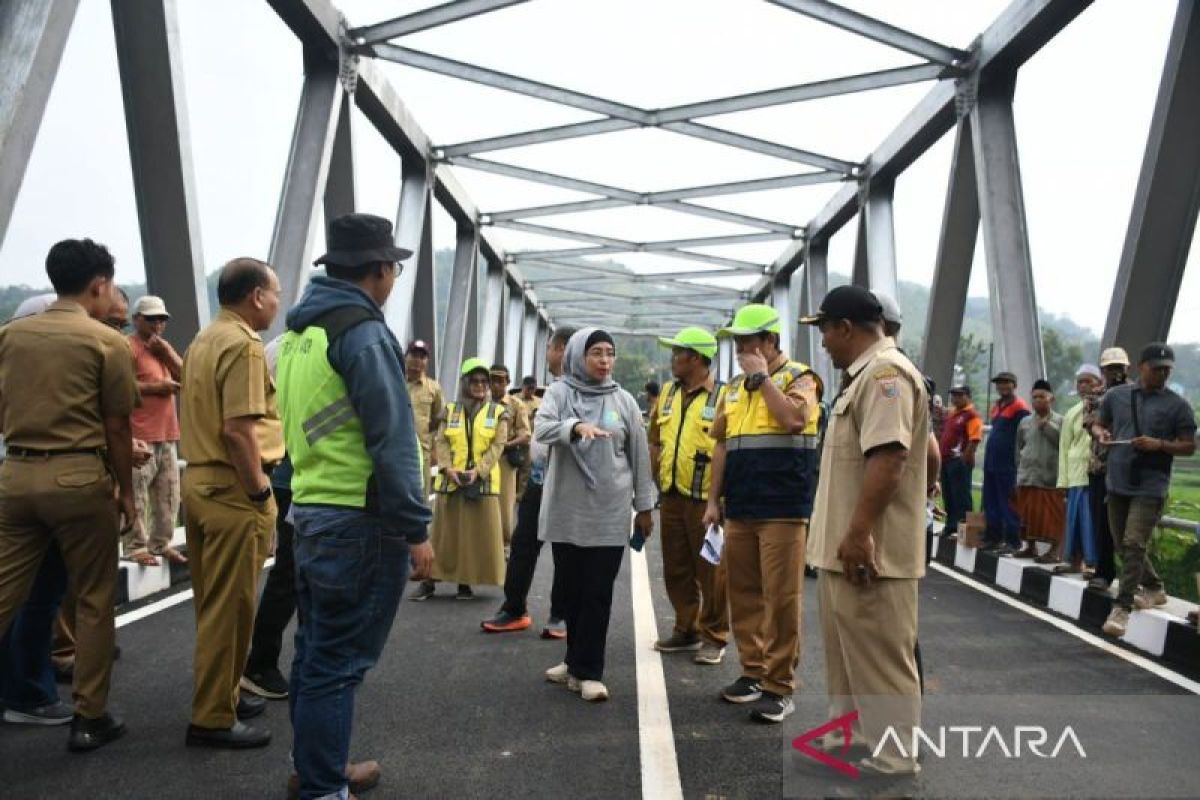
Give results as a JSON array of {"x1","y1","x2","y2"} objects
[{"x1": 700, "y1": 524, "x2": 724, "y2": 565}]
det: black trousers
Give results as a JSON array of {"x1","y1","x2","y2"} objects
[
  {"x1": 500, "y1": 484, "x2": 564, "y2": 619},
  {"x1": 1089, "y1": 473, "x2": 1116, "y2": 582},
  {"x1": 246, "y1": 488, "x2": 296, "y2": 673},
  {"x1": 551, "y1": 542, "x2": 625, "y2": 682},
  {"x1": 941, "y1": 458, "x2": 973, "y2": 534}
]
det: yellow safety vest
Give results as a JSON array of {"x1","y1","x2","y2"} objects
[
  {"x1": 721, "y1": 359, "x2": 824, "y2": 520},
  {"x1": 436, "y1": 401, "x2": 502, "y2": 495},
  {"x1": 655, "y1": 378, "x2": 726, "y2": 501}
]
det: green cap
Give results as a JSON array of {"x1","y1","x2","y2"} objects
[
  {"x1": 460, "y1": 356, "x2": 489, "y2": 376},
  {"x1": 657, "y1": 326, "x2": 718, "y2": 359},
  {"x1": 718, "y1": 303, "x2": 781, "y2": 337}
]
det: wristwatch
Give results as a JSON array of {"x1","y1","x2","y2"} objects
[
  {"x1": 745, "y1": 371, "x2": 769, "y2": 390},
  {"x1": 248, "y1": 485, "x2": 272, "y2": 504}
]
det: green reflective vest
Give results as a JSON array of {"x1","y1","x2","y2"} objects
[{"x1": 276, "y1": 323, "x2": 377, "y2": 508}]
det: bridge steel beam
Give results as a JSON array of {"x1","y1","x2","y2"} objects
[
  {"x1": 0, "y1": 0, "x2": 78, "y2": 249},
  {"x1": 439, "y1": 220, "x2": 480, "y2": 382},
  {"x1": 350, "y1": 0, "x2": 530, "y2": 45},
  {"x1": 520, "y1": 301, "x2": 539, "y2": 381},
  {"x1": 970, "y1": 72, "x2": 1044, "y2": 385},
  {"x1": 479, "y1": 252, "x2": 506, "y2": 364},
  {"x1": 921, "y1": 120, "x2": 980, "y2": 394},
  {"x1": 387, "y1": 159, "x2": 433, "y2": 346},
  {"x1": 746, "y1": 0, "x2": 1093, "y2": 303},
  {"x1": 265, "y1": 53, "x2": 343, "y2": 335},
  {"x1": 323, "y1": 93, "x2": 356, "y2": 221},
  {"x1": 111, "y1": 0, "x2": 210, "y2": 350},
  {"x1": 795, "y1": 264, "x2": 813, "y2": 369},
  {"x1": 409, "y1": 203, "x2": 438, "y2": 376},
  {"x1": 850, "y1": 179, "x2": 899, "y2": 297},
  {"x1": 804, "y1": 239, "x2": 832, "y2": 387},
  {"x1": 1103, "y1": 0, "x2": 1200, "y2": 353},
  {"x1": 534, "y1": 319, "x2": 549, "y2": 382},
  {"x1": 503, "y1": 284, "x2": 524, "y2": 375},
  {"x1": 771, "y1": 271, "x2": 796, "y2": 356}
]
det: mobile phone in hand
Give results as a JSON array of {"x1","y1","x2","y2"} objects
[{"x1": 629, "y1": 526, "x2": 646, "y2": 552}]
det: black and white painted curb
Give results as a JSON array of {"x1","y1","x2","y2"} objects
[{"x1": 931, "y1": 531, "x2": 1200, "y2": 681}]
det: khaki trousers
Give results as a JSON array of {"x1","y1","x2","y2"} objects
[
  {"x1": 659, "y1": 493, "x2": 728, "y2": 647},
  {"x1": 183, "y1": 465, "x2": 275, "y2": 729},
  {"x1": 724, "y1": 518, "x2": 806, "y2": 695},
  {"x1": 0, "y1": 453, "x2": 119, "y2": 718},
  {"x1": 818, "y1": 569, "x2": 921, "y2": 774},
  {"x1": 124, "y1": 441, "x2": 181, "y2": 555},
  {"x1": 499, "y1": 460, "x2": 518, "y2": 546}
]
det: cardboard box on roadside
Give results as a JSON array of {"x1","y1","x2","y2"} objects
[{"x1": 962, "y1": 511, "x2": 987, "y2": 549}]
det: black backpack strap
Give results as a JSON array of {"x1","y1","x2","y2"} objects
[{"x1": 311, "y1": 305, "x2": 380, "y2": 343}]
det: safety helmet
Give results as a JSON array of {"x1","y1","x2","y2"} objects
[
  {"x1": 657, "y1": 326, "x2": 718, "y2": 359},
  {"x1": 460, "y1": 356, "x2": 490, "y2": 376},
  {"x1": 717, "y1": 304, "x2": 781, "y2": 337}
]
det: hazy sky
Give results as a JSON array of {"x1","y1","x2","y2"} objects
[{"x1": 2, "y1": 0, "x2": 1197, "y2": 342}]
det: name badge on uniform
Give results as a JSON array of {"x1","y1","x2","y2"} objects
[{"x1": 701, "y1": 406, "x2": 716, "y2": 422}]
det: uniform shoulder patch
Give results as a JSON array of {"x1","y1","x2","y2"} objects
[{"x1": 872, "y1": 365, "x2": 901, "y2": 399}]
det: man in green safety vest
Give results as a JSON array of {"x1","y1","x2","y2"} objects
[{"x1": 275, "y1": 213, "x2": 433, "y2": 800}]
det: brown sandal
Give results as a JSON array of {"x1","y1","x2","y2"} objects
[
  {"x1": 161, "y1": 547, "x2": 189, "y2": 565},
  {"x1": 127, "y1": 552, "x2": 160, "y2": 567}
]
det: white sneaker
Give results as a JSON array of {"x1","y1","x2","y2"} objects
[
  {"x1": 1102, "y1": 607, "x2": 1130, "y2": 636},
  {"x1": 580, "y1": 680, "x2": 609, "y2": 701},
  {"x1": 544, "y1": 662, "x2": 570, "y2": 684},
  {"x1": 693, "y1": 644, "x2": 725, "y2": 665}
]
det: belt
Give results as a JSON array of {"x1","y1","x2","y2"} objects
[{"x1": 6, "y1": 446, "x2": 104, "y2": 458}]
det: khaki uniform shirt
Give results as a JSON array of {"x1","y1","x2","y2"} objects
[
  {"x1": 180, "y1": 309, "x2": 283, "y2": 468},
  {"x1": 0, "y1": 300, "x2": 139, "y2": 449},
  {"x1": 407, "y1": 374, "x2": 445, "y2": 455},
  {"x1": 500, "y1": 394, "x2": 531, "y2": 444},
  {"x1": 807, "y1": 338, "x2": 929, "y2": 579}
]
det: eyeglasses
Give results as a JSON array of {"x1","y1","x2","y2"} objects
[{"x1": 143, "y1": 315, "x2": 169, "y2": 323}]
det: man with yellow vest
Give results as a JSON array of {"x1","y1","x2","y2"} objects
[
  {"x1": 276, "y1": 213, "x2": 434, "y2": 799},
  {"x1": 649, "y1": 327, "x2": 730, "y2": 665},
  {"x1": 703, "y1": 303, "x2": 822, "y2": 724}
]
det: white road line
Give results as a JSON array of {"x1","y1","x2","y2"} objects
[
  {"x1": 630, "y1": 549, "x2": 684, "y2": 800},
  {"x1": 930, "y1": 562, "x2": 1200, "y2": 695},
  {"x1": 115, "y1": 556, "x2": 275, "y2": 629}
]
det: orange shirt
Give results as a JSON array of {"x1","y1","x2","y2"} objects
[{"x1": 129, "y1": 335, "x2": 180, "y2": 443}]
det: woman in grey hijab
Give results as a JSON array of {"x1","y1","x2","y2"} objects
[{"x1": 534, "y1": 327, "x2": 655, "y2": 702}]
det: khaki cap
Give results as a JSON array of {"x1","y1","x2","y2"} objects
[
  {"x1": 1098, "y1": 347, "x2": 1130, "y2": 368},
  {"x1": 133, "y1": 295, "x2": 169, "y2": 318}
]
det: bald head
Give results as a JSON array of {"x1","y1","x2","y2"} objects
[{"x1": 216, "y1": 257, "x2": 280, "y2": 332}]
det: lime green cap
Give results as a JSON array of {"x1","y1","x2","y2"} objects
[
  {"x1": 460, "y1": 356, "x2": 489, "y2": 376},
  {"x1": 657, "y1": 326, "x2": 718, "y2": 359},
  {"x1": 717, "y1": 303, "x2": 781, "y2": 337}
]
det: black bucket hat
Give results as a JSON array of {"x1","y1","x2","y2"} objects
[{"x1": 314, "y1": 213, "x2": 412, "y2": 268}]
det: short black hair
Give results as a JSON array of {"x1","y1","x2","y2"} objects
[
  {"x1": 490, "y1": 363, "x2": 509, "y2": 377},
  {"x1": 521, "y1": 375, "x2": 537, "y2": 387},
  {"x1": 326, "y1": 262, "x2": 391, "y2": 283},
  {"x1": 45, "y1": 238, "x2": 115, "y2": 295},
  {"x1": 217, "y1": 257, "x2": 272, "y2": 306},
  {"x1": 550, "y1": 326, "x2": 578, "y2": 347},
  {"x1": 645, "y1": 381, "x2": 660, "y2": 396}
]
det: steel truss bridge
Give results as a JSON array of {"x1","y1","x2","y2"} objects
[{"x1": 1, "y1": 0, "x2": 1197, "y2": 391}]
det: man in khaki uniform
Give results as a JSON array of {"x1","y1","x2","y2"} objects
[
  {"x1": 0, "y1": 238, "x2": 138, "y2": 751},
  {"x1": 515, "y1": 376, "x2": 541, "y2": 498},
  {"x1": 489, "y1": 364, "x2": 530, "y2": 544},
  {"x1": 802, "y1": 286, "x2": 929, "y2": 777},
  {"x1": 181, "y1": 258, "x2": 284, "y2": 749},
  {"x1": 405, "y1": 340, "x2": 444, "y2": 497}
]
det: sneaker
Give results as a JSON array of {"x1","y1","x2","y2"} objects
[
  {"x1": 240, "y1": 667, "x2": 288, "y2": 700},
  {"x1": 482, "y1": 610, "x2": 532, "y2": 633},
  {"x1": 749, "y1": 691, "x2": 794, "y2": 723},
  {"x1": 580, "y1": 680, "x2": 608, "y2": 702},
  {"x1": 541, "y1": 618, "x2": 567, "y2": 640},
  {"x1": 721, "y1": 676, "x2": 762, "y2": 704},
  {"x1": 693, "y1": 643, "x2": 725, "y2": 665},
  {"x1": 3, "y1": 700, "x2": 74, "y2": 726},
  {"x1": 456, "y1": 585, "x2": 474, "y2": 601},
  {"x1": 410, "y1": 581, "x2": 435, "y2": 601},
  {"x1": 1134, "y1": 588, "x2": 1168, "y2": 610},
  {"x1": 544, "y1": 662, "x2": 570, "y2": 684},
  {"x1": 1102, "y1": 607, "x2": 1130, "y2": 636},
  {"x1": 653, "y1": 631, "x2": 701, "y2": 652}
]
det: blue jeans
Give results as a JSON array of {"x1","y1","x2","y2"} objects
[
  {"x1": 982, "y1": 468, "x2": 1021, "y2": 547},
  {"x1": 0, "y1": 543, "x2": 67, "y2": 711},
  {"x1": 289, "y1": 507, "x2": 412, "y2": 800},
  {"x1": 1062, "y1": 486, "x2": 1096, "y2": 564}
]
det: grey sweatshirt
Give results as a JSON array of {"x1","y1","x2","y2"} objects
[{"x1": 535, "y1": 380, "x2": 656, "y2": 547}]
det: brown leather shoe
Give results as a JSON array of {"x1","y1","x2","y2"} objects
[{"x1": 287, "y1": 760, "x2": 381, "y2": 799}]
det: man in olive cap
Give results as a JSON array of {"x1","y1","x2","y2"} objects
[
  {"x1": 275, "y1": 213, "x2": 434, "y2": 798},
  {"x1": 649, "y1": 327, "x2": 729, "y2": 666}
]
